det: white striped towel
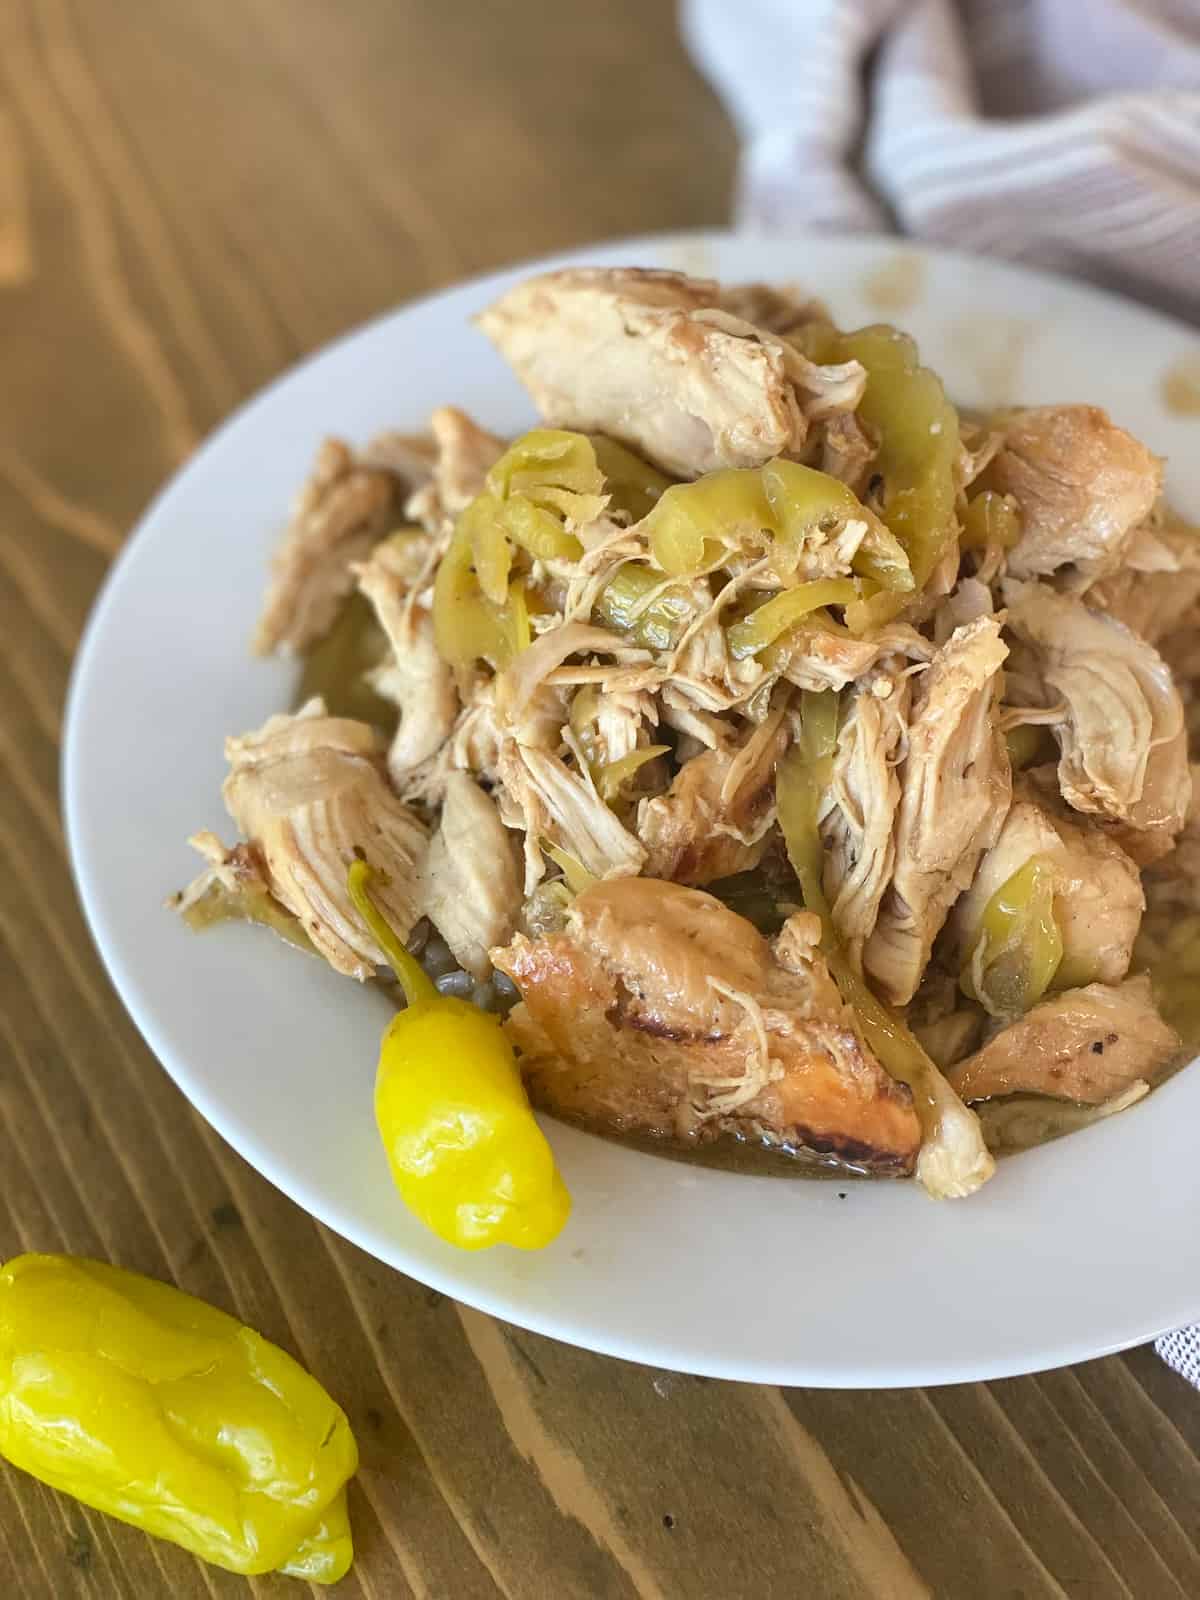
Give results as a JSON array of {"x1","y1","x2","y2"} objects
[
  {"x1": 681, "y1": 0, "x2": 1200, "y2": 324},
  {"x1": 681, "y1": 0, "x2": 1200, "y2": 1388}
]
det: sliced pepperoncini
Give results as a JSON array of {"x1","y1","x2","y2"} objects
[
  {"x1": 727, "y1": 581, "x2": 862, "y2": 659},
  {"x1": 638, "y1": 459, "x2": 912, "y2": 594},
  {"x1": 433, "y1": 512, "x2": 513, "y2": 672},
  {"x1": 823, "y1": 325, "x2": 962, "y2": 633},
  {"x1": 348, "y1": 860, "x2": 570, "y2": 1251},
  {"x1": 592, "y1": 563, "x2": 694, "y2": 650},
  {"x1": 960, "y1": 855, "x2": 1065, "y2": 1019},
  {"x1": 0, "y1": 1254, "x2": 357, "y2": 1581},
  {"x1": 641, "y1": 468, "x2": 773, "y2": 575}
]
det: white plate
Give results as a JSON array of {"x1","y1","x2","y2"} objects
[{"x1": 65, "y1": 231, "x2": 1200, "y2": 1386}]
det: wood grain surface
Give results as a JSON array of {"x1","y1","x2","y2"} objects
[{"x1": 1, "y1": 1, "x2": 1198, "y2": 1594}]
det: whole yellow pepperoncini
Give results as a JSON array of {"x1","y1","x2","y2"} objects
[
  {"x1": 348, "y1": 859, "x2": 571, "y2": 1251},
  {"x1": 0, "y1": 1254, "x2": 357, "y2": 1581}
]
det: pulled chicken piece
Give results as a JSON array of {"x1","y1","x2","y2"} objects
[
  {"x1": 638, "y1": 708, "x2": 789, "y2": 884},
  {"x1": 821, "y1": 679, "x2": 911, "y2": 966},
  {"x1": 987, "y1": 405, "x2": 1161, "y2": 584},
  {"x1": 1084, "y1": 508, "x2": 1200, "y2": 645},
  {"x1": 405, "y1": 405, "x2": 506, "y2": 530},
  {"x1": 1004, "y1": 580, "x2": 1190, "y2": 858},
  {"x1": 255, "y1": 438, "x2": 410, "y2": 655},
  {"x1": 170, "y1": 831, "x2": 312, "y2": 954},
  {"x1": 864, "y1": 616, "x2": 1012, "y2": 1006},
  {"x1": 422, "y1": 773, "x2": 521, "y2": 980},
  {"x1": 222, "y1": 699, "x2": 427, "y2": 979},
  {"x1": 493, "y1": 881, "x2": 922, "y2": 1173},
  {"x1": 355, "y1": 539, "x2": 458, "y2": 785},
  {"x1": 477, "y1": 268, "x2": 865, "y2": 480}
]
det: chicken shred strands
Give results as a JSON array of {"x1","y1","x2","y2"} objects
[{"x1": 176, "y1": 265, "x2": 1198, "y2": 1196}]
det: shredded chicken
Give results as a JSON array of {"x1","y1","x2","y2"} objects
[
  {"x1": 355, "y1": 539, "x2": 458, "y2": 785},
  {"x1": 988, "y1": 405, "x2": 1162, "y2": 584},
  {"x1": 406, "y1": 405, "x2": 506, "y2": 531},
  {"x1": 422, "y1": 773, "x2": 521, "y2": 980},
  {"x1": 184, "y1": 260, "x2": 1200, "y2": 1198},
  {"x1": 221, "y1": 699, "x2": 427, "y2": 979},
  {"x1": 497, "y1": 740, "x2": 646, "y2": 894},
  {"x1": 865, "y1": 616, "x2": 1012, "y2": 1006},
  {"x1": 1005, "y1": 580, "x2": 1190, "y2": 857},
  {"x1": 493, "y1": 881, "x2": 921, "y2": 1172},
  {"x1": 1084, "y1": 508, "x2": 1200, "y2": 645},
  {"x1": 947, "y1": 975, "x2": 1179, "y2": 1104},
  {"x1": 255, "y1": 439, "x2": 410, "y2": 655},
  {"x1": 639, "y1": 709, "x2": 789, "y2": 884},
  {"x1": 813, "y1": 410, "x2": 877, "y2": 495},
  {"x1": 821, "y1": 679, "x2": 910, "y2": 965},
  {"x1": 477, "y1": 268, "x2": 865, "y2": 479}
]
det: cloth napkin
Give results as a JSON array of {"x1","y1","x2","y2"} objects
[
  {"x1": 681, "y1": 0, "x2": 1200, "y2": 1386},
  {"x1": 681, "y1": 0, "x2": 1200, "y2": 324}
]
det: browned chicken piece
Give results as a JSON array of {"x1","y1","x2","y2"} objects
[
  {"x1": 254, "y1": 439, "x2": 408, "y2": 655},
  {"x1": 821, "y1": 680, "x2": 910, "y2": 965},
  {"x1": 221, "y1": 699, "x2": 427, "y2": 980},
  {"x1": 638, "y1": 709, "x2": 789, "y2": 885},
  {"x1": 947, "y1": 976, "x2": 1180, "y2": 1104},
  {"x1": 422, "y1": 773, "x2": 521, "y2": 980},
  {"x1": 477, "y1": 268, "x2": 866, "y2": 480},
  {"x1": 406, "y1": 406, "x2": 506, "y2": 530},
  {"x1": 986, "y1": 405, "x2": 1161, "y2": 584},
  {"x1": 948, "y1": 793, "x2": 1144, "y2": 992},
  {"x1": 1004, "y1": 581, "x2": 1190, "y2": 860},
  {"x1": 864, "y1": 617, "x2": 1012, "y2": 1006},
  {"x1": 493, "y1": 880, "x2": 922, "y2": 1174},
  {"x1": 355, "y1": 539, "x2": 458, "y2": 786},
  {"x1": 1084, "y1": 510, "x2": 1200, "y2": 645}
]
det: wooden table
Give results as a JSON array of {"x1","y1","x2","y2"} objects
[{"x1": 2, "y1": 2, "x2": 1198, "y2": 1593}]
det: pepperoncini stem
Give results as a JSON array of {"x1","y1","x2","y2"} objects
[
  {"x1": 347, "y1": 860, "x2": 435, "y2": 1008},
  {"x1": 727, "y1": 580, "x2": 861, "y2": 659}
]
